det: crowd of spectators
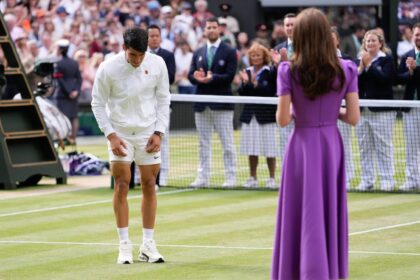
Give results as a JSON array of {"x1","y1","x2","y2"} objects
[
  {"x1": 4, "y1": 0, "x2": 415, "y2": 100},
  {"x1": 1, "y1": 1, "x2": 420, "y2": 190}
]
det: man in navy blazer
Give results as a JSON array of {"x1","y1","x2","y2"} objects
[
  {"x1": 397, "y1": 22, "x2": 420, "y2": 190},
  {"x1": 148, "y1": 25, "x2": 175, "y2": 84},
  {"x1": 188, "y1": 17, "x2": 237, "y2": 188},
  {"x1": 273, "y1": 13, "x2": 295, "y2": 58},
  {"x1": 148, "y1": 25, "x2": 176, "y2": 187}
]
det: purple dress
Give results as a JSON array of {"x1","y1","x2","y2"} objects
[{"x1": 271, "y1": 60, "x2": 358, "y2": 280}]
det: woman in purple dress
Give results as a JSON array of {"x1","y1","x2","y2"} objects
[{"x1": 271, "y1": 8, "x2": 360, "y2": 280}]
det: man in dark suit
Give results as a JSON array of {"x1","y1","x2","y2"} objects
[
  {"x1": 340, "y1": 24, "x2": 365, "y2": 60},
  {"x1": 273, "y1": 13, "x2": 296, "y2": 60},
  {"x1": 54, "y1": 39, "x2": 82, "y2": 142},
  {"x1": 188, "y1": 17, "x2": 237, "y2": 187},
  {"x1": 147, "y1": 24, "x2": 175, "y2": 187},
  {"x1": 397, "y1": 22, "x2": 420, "y2": 191}
]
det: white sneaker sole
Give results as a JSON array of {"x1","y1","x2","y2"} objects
[
  {"x1": 138, "y1": 252, "x2": 165, "y2": 263},
  {"x1": 117, "y1": 258, "x2": 133, "y2": 264}
]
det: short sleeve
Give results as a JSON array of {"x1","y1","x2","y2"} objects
[
  {"x1": 277, "y1": 61, "x2": 292, "y2": 96},
  {"x1": 343, "y1": 60, "x2": 358, "y2": 95}
]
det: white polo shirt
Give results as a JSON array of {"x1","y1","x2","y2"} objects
[{"x1": 91, "y1": 51, "x2": 171, "y2": 137}]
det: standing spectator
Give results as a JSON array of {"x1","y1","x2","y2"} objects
[
  {"x1": 341, "y1": 24, "x2": 365, "y2": 60},
  {"x1": 355, "y1": 29, "x2": 396, "y2": 191},
  {"x1": 91, "y1": 27, "x2": 170, "y2": 265},
  {"x1": 272, "y1": 13, "x2": 296, "y2": 161},
  {"x1": 238, "y1": 43, "x2": 277, "y2": 189},
  {"x1": 272, "y1": 8, "x2": 359, "y2": 279},
  {"x1": 54, "y1": 39, "x2": 82, "y2": 143},
  {"x1": 188, "y1": 17, "x2": 237, "y2": 187},
  {"x1": 218, "y1": 3, "x2": 240, "y2": 35},
  {"x1": 397, "y1": 23, "x2": 420, "y2": 191},
  {"x1": 147, "y1": 24, "x2": 176, "y2": 187},
  {"x1": 174, "y1": 40, "x2": 195, "y2": 94}
]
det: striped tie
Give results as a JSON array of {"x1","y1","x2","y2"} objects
[{"x1": 208, "y1": 46, "x2": 216, "y2": 68}]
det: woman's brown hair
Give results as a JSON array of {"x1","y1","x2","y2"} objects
[{"x1": 290, "y1": 8, "x2": 345, "y2": 100}]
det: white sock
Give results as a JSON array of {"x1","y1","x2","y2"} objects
[
  {"x1": 117, "y1": 227, "x2": 129, "y2": 242},
  {"x1": 143, "y1": 228, "x2": 154, "y2": 243}
]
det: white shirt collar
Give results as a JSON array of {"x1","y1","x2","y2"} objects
[
  {"x1": 370, "y1": 50, "x2": 386, "y2": 64},
  {"x1": 246, "y1": 65, "x2": 270, "y2": 76},
  {"x1": 287, "y1": 38, "x2": 292, "y2": 46},
  {"x1": 207, "y1": 38, "x2": 221, "y2": 49}
]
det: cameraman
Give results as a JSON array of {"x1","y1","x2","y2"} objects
[{"x1": 54, "y1": 39, "x2": 82, "y2": 143}]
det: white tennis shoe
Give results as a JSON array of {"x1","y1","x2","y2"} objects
[
  {"x1": 265, "y1": 178, "x2": 277, "y2": 189},
  {"x1": 117, "y1": 240, "x2": 133, "y2": 264},
  {"x1": 138, "y1": 239, "x2": 165, "y2": 263},
  {"x1": 243, "y1": 177, "x2": 258, "y2": 188}
]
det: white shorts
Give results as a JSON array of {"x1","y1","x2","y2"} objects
[{"x1": 108, "y1": 129, "x2": 161, "y2": 166}]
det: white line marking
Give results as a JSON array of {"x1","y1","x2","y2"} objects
[
  {"x1": 0, "y1": 240, "x2": 419, "y2": 257},
  {"x1": 349, "y1": 220, "x2": 420, "y2": 236},
  {"x1": 349, "y1": 251, "x2": 420, "y2": 256},
  {"x1": 0, "y1": 189, "x2": 194, "y2": 218}
]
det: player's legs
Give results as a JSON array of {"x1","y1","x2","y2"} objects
[{"x1": 112, "y1": 161, "x2": 134, "y2": 264}]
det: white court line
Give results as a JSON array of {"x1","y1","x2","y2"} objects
[
  {"x1": 0, "y1": 189, "x2": 194, "y2": 218},
  {"x1": 349, "y1": 220, "x2": 420, "y2": 236},
  {"x1": 0, "y1": 240, "x2": 419, "y2": 257}
]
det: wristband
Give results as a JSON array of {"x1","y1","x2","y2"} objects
[{"x1": 153, "y1": 131, "x2": 164, "y2": 138}]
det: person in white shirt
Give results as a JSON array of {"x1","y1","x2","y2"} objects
[{"x1": 91, "y1": 28, "x2": 170, "y2": 265}]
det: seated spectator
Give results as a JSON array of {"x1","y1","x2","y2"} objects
[
  {"x1": 74, "y1": 49, "x2": 95, "y2": 104},
  {"x1": 218, "y1": 3, "x2": 240, "y2": 35},
  {"x1": 193, "y1": 0, "x2": 214, "y2": 30}
]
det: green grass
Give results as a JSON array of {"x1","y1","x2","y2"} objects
[
  {"x1": 1, "y1": 118, "x2": 418, "y2": 279},
  {"x1": 71, "y1": 118, "x2": 411, "y2": 191},
  {"x1": 1, "y1": 188, "x2": 420, "y2": 279}
]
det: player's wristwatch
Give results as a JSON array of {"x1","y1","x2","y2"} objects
[{"x1": 153, "y1": 131, "x2": 164, "y2": 139}]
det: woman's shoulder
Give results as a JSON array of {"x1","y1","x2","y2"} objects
[
  {"x1": 278, "y1": 61, "x2": 291, "y2": 75},
  {"x1": 340, "y1": 58, "x2": 357, "y2": 75}
]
